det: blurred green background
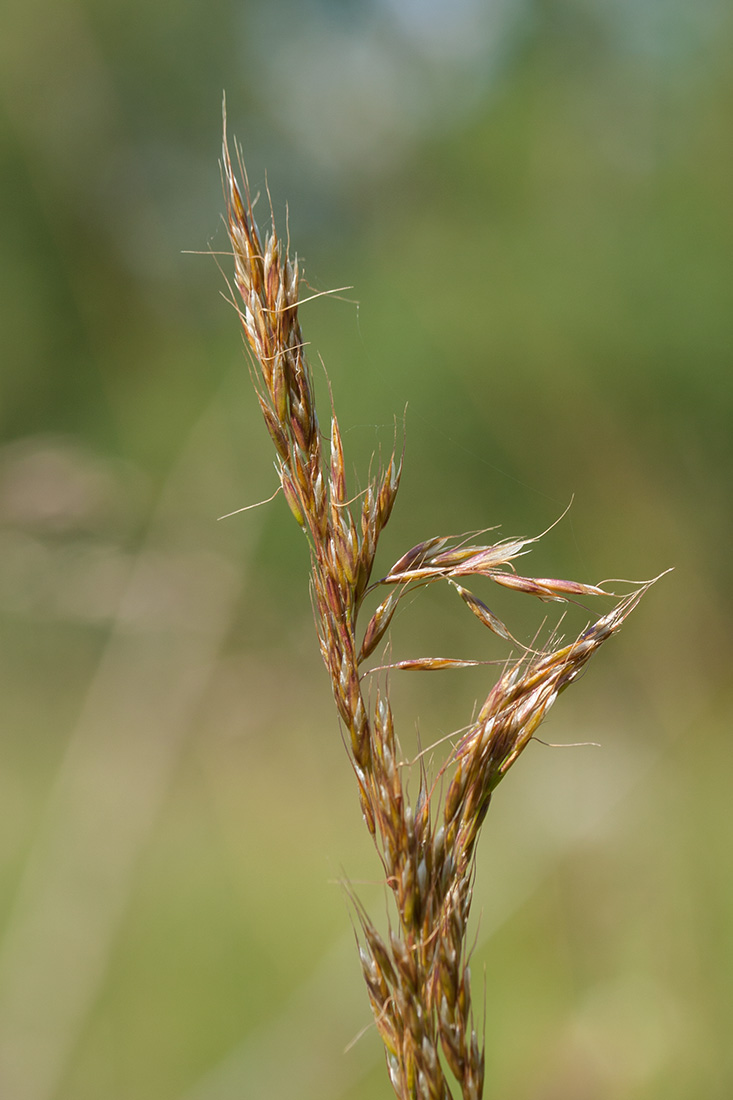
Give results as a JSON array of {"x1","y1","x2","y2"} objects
[{"x1": 1, "y1": 1, "x2": 731, "y2": 1098}]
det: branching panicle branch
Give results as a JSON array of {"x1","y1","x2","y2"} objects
[{"x1": 222, "y1": 126, "x2": 660, "y2": 1100}]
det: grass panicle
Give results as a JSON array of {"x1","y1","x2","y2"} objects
[{"x1": 221, "y1": 126, "x2": 661, "y2": 1100}]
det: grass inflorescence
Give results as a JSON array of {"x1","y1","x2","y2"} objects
[{"x1": 220, "y1": 124, "x2": 661, "y2": 1100}]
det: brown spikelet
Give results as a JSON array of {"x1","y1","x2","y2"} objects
[{"x1": 220, "y1": 119, "x2": 664, "y2": 1099}]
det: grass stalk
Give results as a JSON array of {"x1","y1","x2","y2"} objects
[{"x1": 220, "y1": 127, "x2": 661, "y2": 1100}]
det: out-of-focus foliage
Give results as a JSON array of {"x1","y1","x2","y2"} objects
[{"x1": 0, "y1": 2, "x2": 731, "y2": 1099}]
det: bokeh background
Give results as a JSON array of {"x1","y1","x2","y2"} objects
[{"x1": 1, "y1": 1, "x2": 731, "y2": 1098}]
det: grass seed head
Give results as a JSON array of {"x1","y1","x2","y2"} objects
[{"x1": 221, "y1": 127, "x2": 663, "y2": 1100}]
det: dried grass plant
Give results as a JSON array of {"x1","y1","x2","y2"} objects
[{"x1": 220, "y1": 127, "x2": 662, "y2": 1099}]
